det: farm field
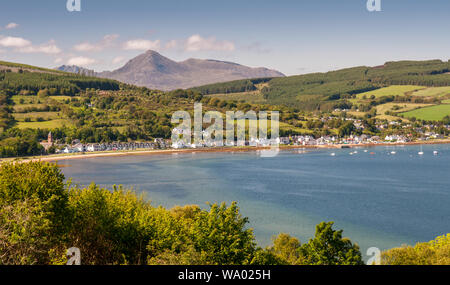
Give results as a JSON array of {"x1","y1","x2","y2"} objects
[
  {"x1": 355, "y1": 85, "x2": 425, "y2": 99},
  {"x1": 49, "y1": 95, "x2": 81, "y2": 101},
  {"x1": 13, "y1": 111, "x2": 60, "y2": 121},
  {"x1": 376, "y1": 102, "x2": 432, "y2": 115},
  {"x1": 16, "y1": 119, "x2": 73, "y2": 129},
  {"x1": 9, "y1": 94, "x2": 75, "y2": 129},
  {"x1": 401, "y1": 104, "x2": 450, "y2": 121},
  {"x1": 410, "y1": 86, "x2": 450, "y2": 98}
]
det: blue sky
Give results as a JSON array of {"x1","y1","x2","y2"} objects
[{"x1": 0, "y1": 0, "x2": 449, "y2": 75}]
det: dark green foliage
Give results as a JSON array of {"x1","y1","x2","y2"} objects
[
  {"x1": 339, "y1": 121, "x2": 357, "y2": 137},
  {"x1": 191, "y1": 78, "x2": 272, "y2": 95},
  {"x1": 298, "y1": 222, "x2": 364, "y2": 265},
  {"x1": 0, "y1": 68, "x2": 120, "y2": 96}
]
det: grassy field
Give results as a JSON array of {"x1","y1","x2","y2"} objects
[
  {"x1": 16, "y1": 119, "x2": 72, "y2": 129},
  {"x1": 10, "y1": 94, "x2": 73, "y2": 128},
  {"x1": 442, "y1": 99, "x2": 450, "y2": 104},
  {"x1": 13, "y1": 112, "x2": 60, "y2": 121},
  {"x1": 49, "y1": 95, "x2": 81, "y2": 101},
  {"x1": 279, "y1": 122, "x2": 314, "y2": 134},
  {"x1": 376, "y1": 102, "x2": 432, "y2": 114},
  {"x1": 401, "y1": 104, "x2": 450, "y2": 121},
  {"x1": 356, "y1": 85, "x2": 425, "y2": 99},
  {"x1": 410, "y1": 86, "x2": 450, "y2": 98}
]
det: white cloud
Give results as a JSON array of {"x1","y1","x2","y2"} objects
[
  {"x1": 165, "y1": 40, "x2": 177, "y2": 49},
  {"x1": 0, "y1": 36, "x2": 61, "y2": 54},
  {"x1": 184, "y1": 34, "x2": 235, "y2": 52},
  {"x1": 112, "y1": 56, "x2": 125, "y2": 64},
  {"x1": 73, "y1": 42, "x2": 97, "y2": 52},
  {"x1": 18, "y1": 40, "x2": 61, "y2": 54},
  {"x1": 5, "y1": 22, "x2": 19, "y2": 30},
  {"x1": 0, "y1": 36, "x2": 31, "y2": 48},
  {"x1": 123, "y1": 39, "x2": 161, "y2": 51},
  {"x1": 74, "y1": 34, "x2": 119, "y2": 52},
  {"x1": 67, "y1": 56, "x2": 97, "y2": 67}
]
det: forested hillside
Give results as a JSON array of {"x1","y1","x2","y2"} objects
[{"x1": 192, "y1": 60, "x2": 450, "y2": 110}]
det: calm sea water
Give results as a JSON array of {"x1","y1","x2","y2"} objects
[{"x1": 59, "y1": 144, "x2": 450, "y2": 257}]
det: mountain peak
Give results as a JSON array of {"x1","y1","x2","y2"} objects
[
  {"x1": 144, "y1": 49, "x2": 163, "y2": 56},
  {"x1": 63, "y1": 51, "x2": 285, "y2": 91}
]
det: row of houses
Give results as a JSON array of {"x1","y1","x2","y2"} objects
[{"x1": 56, "y1": 141, "x2": 166, "y2": 154}]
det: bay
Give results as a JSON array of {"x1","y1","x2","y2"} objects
[{"x1": 60, "y1": 144, "x2": 450, "y2": 257}]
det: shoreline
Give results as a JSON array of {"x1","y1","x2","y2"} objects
[{"x1": 6, "y1": 139, "x2": 450, "y2": 163}]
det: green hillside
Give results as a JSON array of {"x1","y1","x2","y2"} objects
[{"x1": 192, "y1": 60, "x2": 450, "y2": 111}]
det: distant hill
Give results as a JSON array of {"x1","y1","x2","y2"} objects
[
  {"x1": 192, "y1": 60, "x2": 450, "y2": 110},
  {"x1": 56, "y1": 65, "x2": 95, "y2": 76},
  {"x1": 58, "y1": 50, "x2": 284, "y2": 91},
  {"x1": 0, "y1": 60, "x2": 121, "y2": 95}
]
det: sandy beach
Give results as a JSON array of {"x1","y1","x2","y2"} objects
[{"x1": 3, "y1": 139, "x2": 449, "y2": 164}]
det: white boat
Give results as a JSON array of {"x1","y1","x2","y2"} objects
[
  {"x1": 418, "y1": 146, "x2": 424, "y2": 155},
  {"x1": 391, "y1": 151, "x2": 396, "y2": 155},
  {"x1": 330, "y1": 153, "x2": 336, "y2": 156},
  {"x1": 433, "y1": 151, "x2": 439, "y2": 155}
]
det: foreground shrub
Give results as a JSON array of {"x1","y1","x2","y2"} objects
[
  {"x1": 261, "y1": 222, "x2": 364, "y2": 265},
  {"x1": 0, "y1": 198, "x2": 52, "y2": 265},
  {"x1": 0, "y1": 161, "x2": 367, "y2": 265},
  {"x1": 381, "y1": 234, "x2": 450, "y2": 265}
]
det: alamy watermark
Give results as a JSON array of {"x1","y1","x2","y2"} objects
[
  {"x1": 67, "y1": 0, "x2": 81, "y2": 12},
  {"x1": 366, "y1": 247, "x2": 381, "y2": 265},
  {"x1": 367, "y1": 0, "x2": 381, "y2": 12},
  {"x1": 171, "y1": 103, "x2": 280, "y2": 157},
  {"x1": 67, "y1": 247, "x2": 81, "y2": 265},
  {"x1": 65, "y1": 1, "x2": 380, "y2": 13}
]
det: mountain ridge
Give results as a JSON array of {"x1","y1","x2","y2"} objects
[{"x1": 57, "y1": 50, "x2": 285, "y2": 91}]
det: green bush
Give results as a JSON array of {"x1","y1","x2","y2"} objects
[{"x1": 381, "y1": 234, "x2": 450, "y2": 265}]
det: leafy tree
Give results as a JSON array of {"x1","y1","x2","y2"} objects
[
  {"x1": 0, "y1": 162, "x2": 69, "y2": 265},
  {"x1": 298, "y1": 222, "x2": 364, "y2": 265},
  {"x1": 0, "y1": 161, "x2": 68, "y2": 231},
  {"x1": 270, "y1": 233, "x2": 302, "y2": 264},
  {"x1": 338, "y1": 121, "x2": 356, "y2": 137},
  {"x1": 187, "y1": 202, "x2": 256, "y2": 265}
]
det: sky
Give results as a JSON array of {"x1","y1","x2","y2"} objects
[{"x1": 0, "y1": 0, "x2": 449, "y2": 75}]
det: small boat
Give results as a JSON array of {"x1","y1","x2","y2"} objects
[
  {"x1": 330, "y1": 153, "x2": 336, "y2": 156},
  {"x1": 391, "y1": 151, "x2": 396, "y2": 155},
  {"x1": 433, "y1": 151, "x2": 439, "y2": 155},
  {"x1": 418, "y1": 145, "x2": 424, "y2": 155},
  {"x1": 364, "y1": 150, "x2": 368, "y2": 153}
]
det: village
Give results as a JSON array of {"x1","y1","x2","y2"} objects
[{"x1": 39, "y1": 118, "x2": 450, "y2": 154}]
